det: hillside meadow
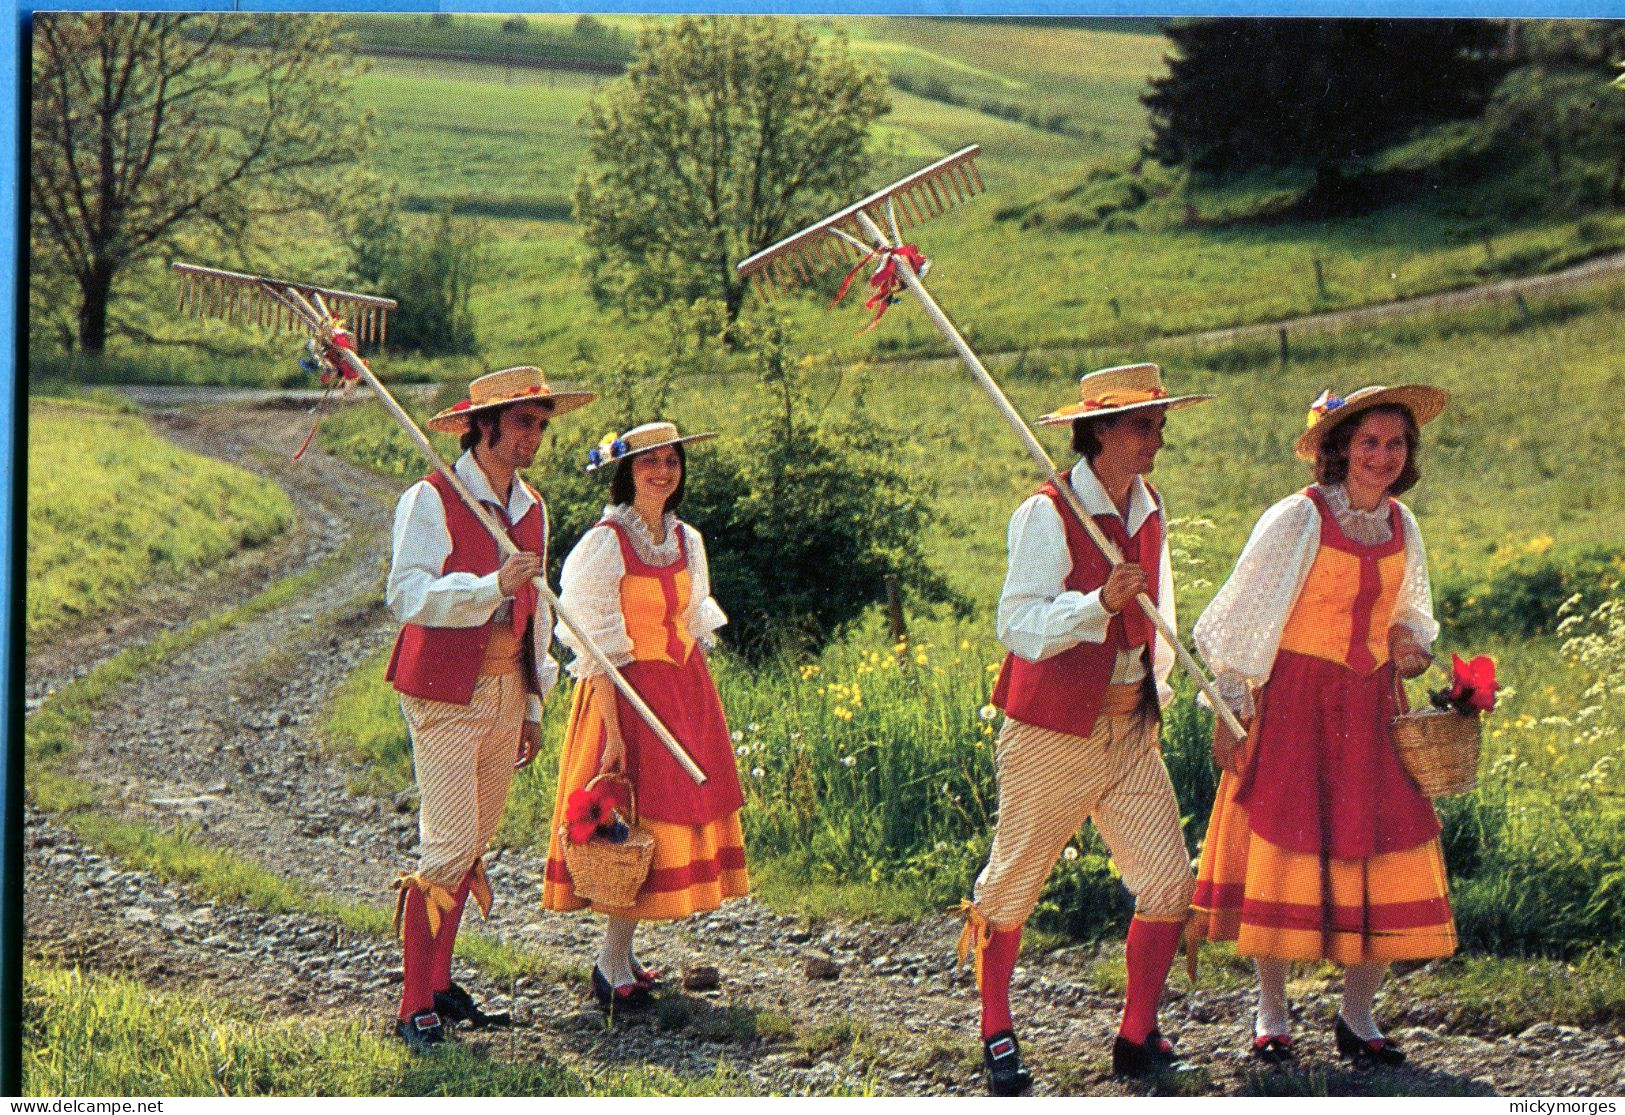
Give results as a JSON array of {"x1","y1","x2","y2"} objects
[
  {"x1": 24, "y1": 395, "x2": 295, "y2": 643},
  {"x1": 32, "y1": 17, "x2": 1625, "y2": 389},
  {"x1": 315, "y1": 276, "x2": 1625, "y2": 954}
]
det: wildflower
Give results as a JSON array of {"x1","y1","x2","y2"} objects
[
  {"x1": 751, "y1": 767, "x2": 766, "y2": 780},
  {"x1": 736, "y1": 745, "x2": 750, "y2": 758},
  {"x1": 1063, "y1": 846, "x2": 1079, "y2": 862},
  {"x1": 842, "y1": 755, "x2": 857, "y2": 768},
  {"x1": 730, "y1": 730, "x2": 743, "y2": 743},
  {"x1": 978, "y1": 705, "x2": 998, "y2": 722},
  {"x1": 748, "y1": 722, "x2": 761, "y2": 734}
]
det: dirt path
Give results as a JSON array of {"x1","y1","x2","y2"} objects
[{"x1": 23, "y1": 396, "x2": 1625, "y2": 1097}]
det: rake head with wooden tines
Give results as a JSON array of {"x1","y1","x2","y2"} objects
[
  {"x1": 171, "y1": 261, "x2": 397, "y2": 347},
  {"x1": 736, "y1": 145, "x2": 983, "y2": 297}
]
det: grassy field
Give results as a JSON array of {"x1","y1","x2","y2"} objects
[
  {"x1": 20, "y1": 963, "x2": 761, "y2": 1096},
  {"x1": 33, "y1": 17, "x2": 1625, "y2": 390},
  {"x1": 24, "y1": 395, "x2": 296, "y2": 642},
  {"x1": 315, "y1": 279, "x2": 1625, "y2": 953}
]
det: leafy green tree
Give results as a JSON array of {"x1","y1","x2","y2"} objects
[
  {"x1": 573, "y1": 16, "x2": 889, "y2": 332},
  {"x1": 346, "y1": 201, "x2": 487, "y2": 357},
  {"x1": 30, "y1": 13, "x2": 371, "y2": 353},
  {"x1": 1143, "y1": 20, "x2": 1508, "y2": 190},
  {"x1": 541, "y1": 306, "x2": 963, "y2": 661}
]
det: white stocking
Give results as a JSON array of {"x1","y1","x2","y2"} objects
[
  {"x1": 597, "y1": 916, "x2": 638, "y2": 988},
  {"x1": 1254, "y1": 957, "x2": 1291, "y2": 1037},
  {"x1": 1340, "y1": 962, "x2": 1387, "y2": 1041}
]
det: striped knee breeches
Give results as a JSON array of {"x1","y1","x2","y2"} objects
[
  {"x1": 973, "y1": 707, "x2": 1195, "y2": 928},
  {"x1": 399, "y1": 673, "x2": 525, "y2": 890}
]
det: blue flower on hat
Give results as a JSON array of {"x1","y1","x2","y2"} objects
[{"x1": 1307, "y1": 389, "x2": 1345, "y2": 428}]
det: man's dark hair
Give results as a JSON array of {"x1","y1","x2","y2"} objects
[
  {"x1": 609, "y1": 441, "x2": 687, "y2": 513},
  {"x1": 1314, "y1": 403, "x2": 1421, "y2": 495},
  {"x1": 460, "y1": 409, "x2": 502, "y2": 452}
]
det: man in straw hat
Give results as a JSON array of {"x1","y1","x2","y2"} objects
[
  {"x1": 383, "y1": 366, "x2": 594, "y2": 1051},
  {"x1": 961, "y1": 363, "x2": 1212, "y2": 1092}
]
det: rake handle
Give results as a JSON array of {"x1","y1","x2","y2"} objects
[
  {"x1": 326, "y1": 345, "x2": 709, "y2": 786},
  {"x1": 850, "y1": 212, "x2": 1246, "y2": 742}
]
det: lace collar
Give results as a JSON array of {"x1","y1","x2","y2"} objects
[
  {"x1": 1315, "y1": 484, "x2": 1394, "y2": 545},
  {"x1": 602, "y1": 503, "x2": 681, "y2": 566}
]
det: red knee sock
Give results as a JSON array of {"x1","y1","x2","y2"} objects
[
  {"x1": 1120, "y1": 915, "x2": 1183, "y2": 1043},
  {"x1": 980, "y1": 925, "x2": 1023, "y2": 1038},
  {"x1": 397, "y1": 886, "x2": 437, "y2": 1021},
  {"x1": 429, "y1": 871, "x2": 473, "y2": 993}
]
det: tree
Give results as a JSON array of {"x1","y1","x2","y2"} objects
[
  {"x1": 345, "y1": 198, "x2": 487, "y2": 356},
  {"x1": 573, "y1": 16, "x2": 889, "y2": 332},
  {"x1": 30, "y1": 13, "x2": 371, "y2": 354},
  {"x1": 1143, "y1": 20, "x2": 1508, "y2": 186}
]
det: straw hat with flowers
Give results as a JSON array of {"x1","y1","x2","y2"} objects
[
  {"x1": 585, "y1": 421, "x2": 717, "y2": 473},
  {"x1": 1293, "y1": 384, "x2": 1449, "y2": 462},
  {"x1": 426, "y1": 366, "x2": 596, "y2": 436},
  {"x1": 1037, "y1": 363, "x2": 1213, "y2": 426}
]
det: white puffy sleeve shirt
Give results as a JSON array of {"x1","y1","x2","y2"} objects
[
  {"x1": 385, "y1": 451, "x2": 559, "y2": 719},
  {"x1": 995, "y1": 460, "x2": 1178, "y2": 708},
  {"x1": 1192, "y1": 488, "x2": 1437, "y2": 718},
  {"x1": 556, "y1": 515, "x2": 728, "y2": 681}
]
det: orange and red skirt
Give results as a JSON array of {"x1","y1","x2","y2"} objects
[
  {"x1": 1191, "y1": 652, "x2": 1457, "y2": 964},
  {"x1": 543, "y1": 653, "x2": 748, "y2": 921}
]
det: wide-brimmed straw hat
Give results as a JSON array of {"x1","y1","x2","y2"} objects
[
  {"x1": 585, "y1": 421, "x2": 716, "y2": 473},
  {"x1": 426, "y1": 366, "x2": 596, "y2": 435},
  {"x1": 1037, "y1": 363, "x2": 1213, "y2": 426},
  {"x1": 1293, "y1": 384, "x2": 1449, "y2": 462}
]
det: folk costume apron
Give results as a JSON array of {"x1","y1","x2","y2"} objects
[
  {"x1": 543, "y1": 520, "x2": 748, "y2": 920},
  {"x1": 1192, "y1": 487, "x2": 1456, "y2": 964}
]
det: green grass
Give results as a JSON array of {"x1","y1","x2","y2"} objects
[
  {"x1": 39, "y1": 17, "x2": 1625, "y2": 384},
  {"x1": 25, "y1": 397, "x2": 295, "y2": 641},
  {"x1": 20, "y1": 963, "x2": 756, "y2": 1096},
  {"x1": 1405, "y1": 949, "x2": 1625, "y2": 1035}
]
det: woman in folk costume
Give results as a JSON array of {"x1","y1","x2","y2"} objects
[
  {"x1": 1190, "y1": 385, "x2": 1456, "y2": 1066},
  {"x1": 542, "y1": 422, "x2": 748, "y2": 1010},
  {"x1": 963, "y1": 363, "x2": 1213, "y2": 1095},
  {"x1": 385, "y1": 366, "x2": 594, "y2": 1051}
]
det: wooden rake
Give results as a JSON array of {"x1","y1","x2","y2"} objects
[
  {"x1": 171, "y1": 261, "x2": 708, "y2": 785},
  {"x1": 734, "y1": 150, "x2": 1247, "y2": 742}
]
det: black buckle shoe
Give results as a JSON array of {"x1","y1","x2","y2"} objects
[
  {"x1": 982, "y1": 1030, "x2": 1034, "y2": 1096},
  {"x1": 435, "y1": 980, "x2": 513, "y2": 1029},
  {"x1": 1112, "y1": 1029, "x2": 1193, "y2": 1077},
  {"x1": 1334, "y1": 1015, "x2": 1405, "y2": 1066},
  {"x1": 591, "y1": 965, "x2": 652, "y2": 1013},
  {"x1": 394, "y1": 1009, "x2": 445, "y2": 1053}
]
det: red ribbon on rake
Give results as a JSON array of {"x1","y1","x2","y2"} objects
[
  {"x1": 293, "y1": 323, "x2": 361, "y2": 461},
  {"x1": 833, "y1": 244, "x2": 926, "y2": 334}
]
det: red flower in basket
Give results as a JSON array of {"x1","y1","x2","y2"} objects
[
  {"x1": 1448, "y1": 653, "x2": 1498, "y2": 713},
  {"x1": 564, "y1": 784, "x2": 614, "y2": 844}
]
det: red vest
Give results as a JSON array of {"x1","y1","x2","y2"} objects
[
  {"x1": 386, "y1": 468, "x2": 546, "y2": 705},
  {"x1": 990, "y1": 477, "x2": 1162, "y2": 737}
]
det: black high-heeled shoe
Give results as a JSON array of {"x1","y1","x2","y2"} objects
[
  {"x1": 591, "y1": 965, "x2": 652, "y2": 1012},
  {"x1": 1334, "y1": 1015, "x2": 1405, "y2": 1066},
  {"x1": 982, "y1": 1030, "x2": 1034, "y2": 1096},
  {"x1": 1252, "y1": 1033, "x2": 1295, "y2": 1064}
]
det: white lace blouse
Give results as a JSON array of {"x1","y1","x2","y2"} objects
[
  {"x1": 554, "y1": 504, "x2": 729, "y2": 680},
  {"x1": 1193, "y1": 484, "x2": 1438, "y2": 718}
]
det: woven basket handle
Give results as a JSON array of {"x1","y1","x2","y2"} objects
[
  {"x1": 1392, "y1": 669, "x2": 1411, "y2": 714},
  {"x1": 585, "y1": 771, "x2": 638, "y2": 826}
]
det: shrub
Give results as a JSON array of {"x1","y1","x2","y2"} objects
[
  {"x1": 346, "y1": 199, "x2": 486, "y2": 358},
  {"x1": 541, "y1": 307, "x2": 964, "y2": 662},
  {"x1": 1436, "y1": 546, "x2": 1625, "y2": 640}
]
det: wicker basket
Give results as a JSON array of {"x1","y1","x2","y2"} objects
[
  {"x1": 1391, "y1": 674, "x2": 1482, "y2": 798},
  {"x1": 561, "y1": 773, "x2": 655, "y2": 907}
]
